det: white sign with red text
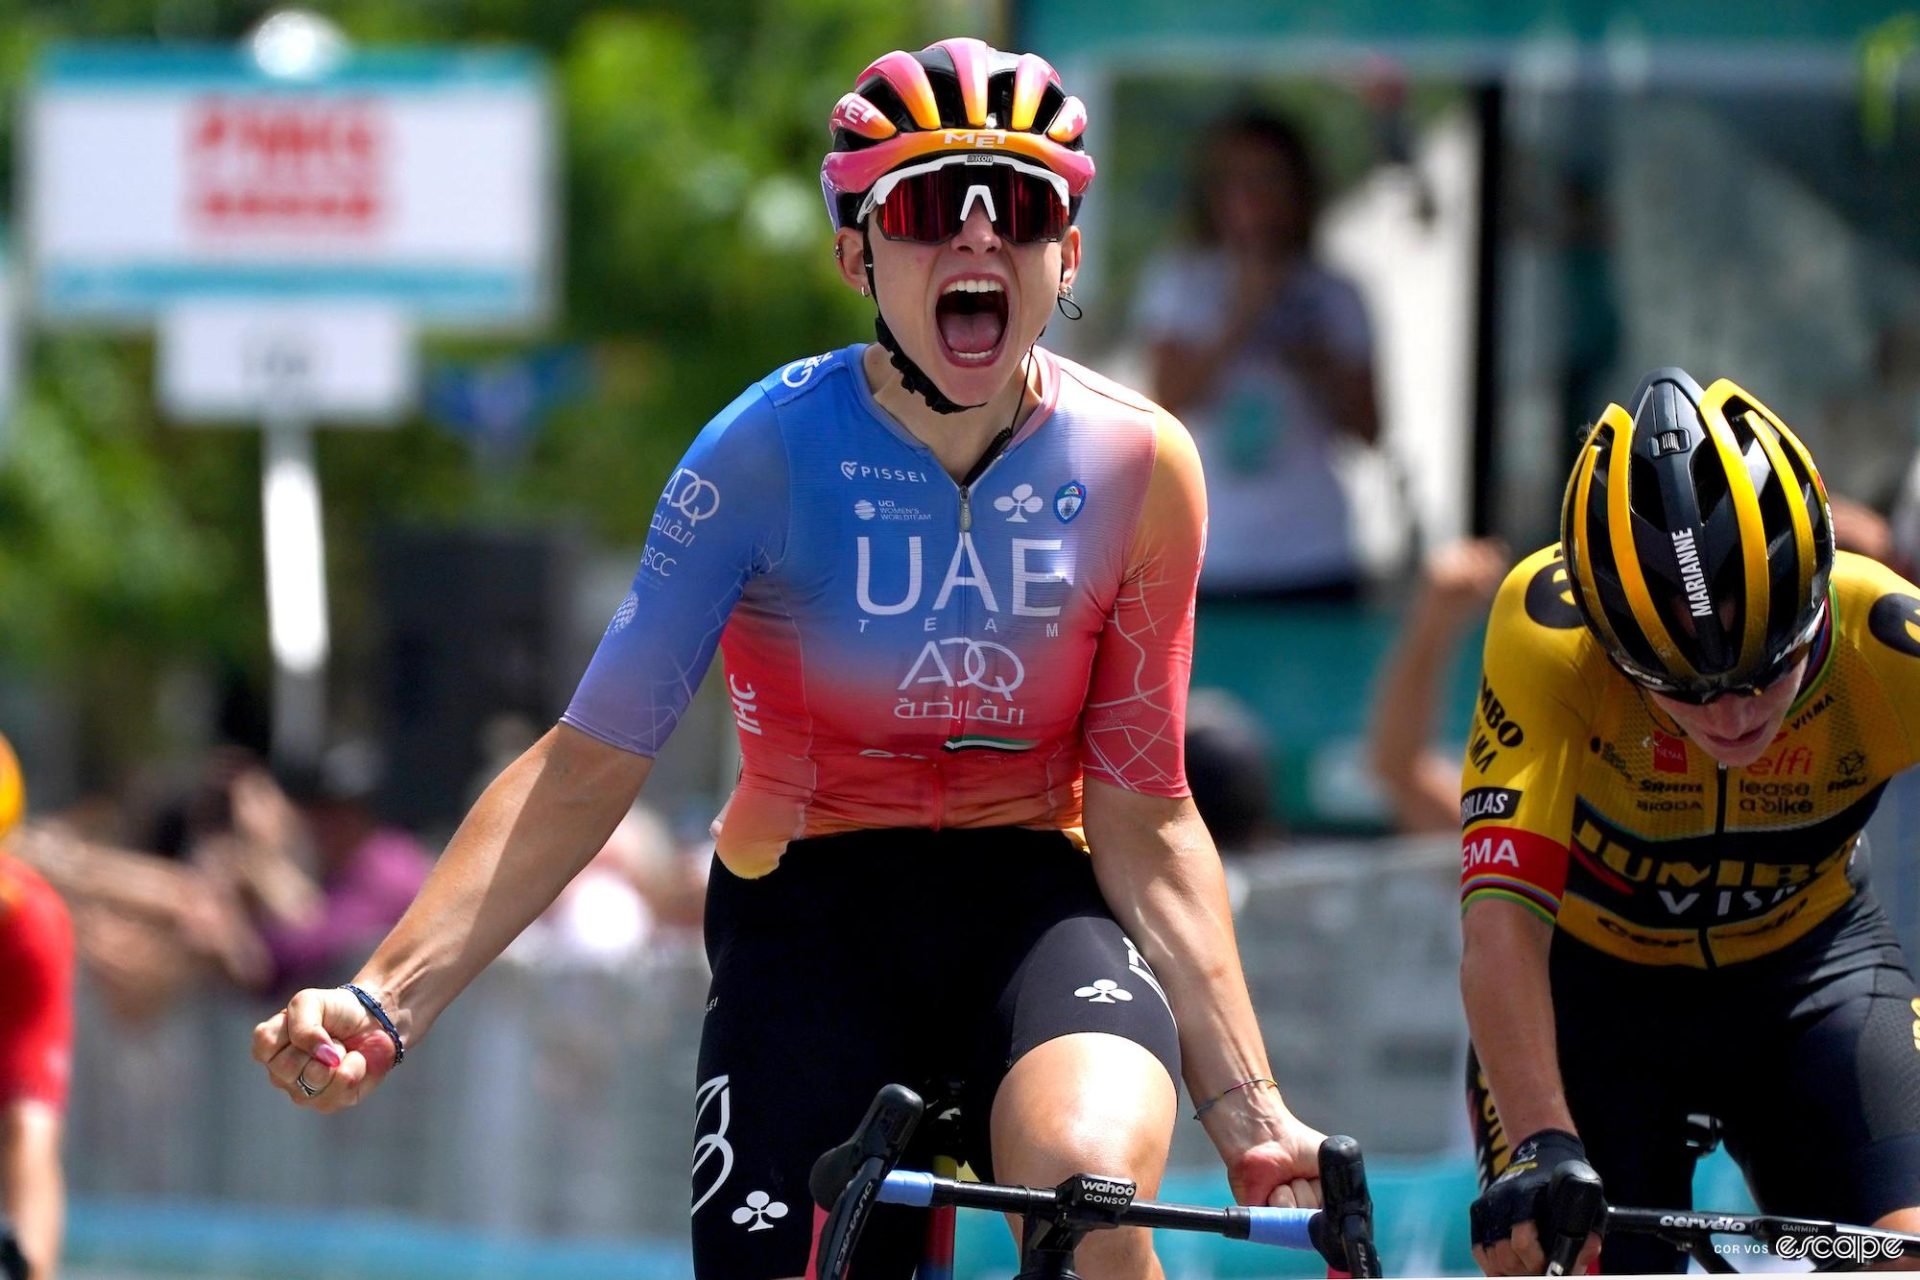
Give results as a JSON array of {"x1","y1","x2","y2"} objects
[{"x1": 24, "y1": 45, "x2": 552, "y2": 327}]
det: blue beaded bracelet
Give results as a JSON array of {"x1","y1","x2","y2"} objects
[{"x1": 340, "y1": 983, "x2": 405, "y2": 1065}]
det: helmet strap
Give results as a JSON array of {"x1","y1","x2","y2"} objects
[{"x1": 862, "y1": 238, "x2": 980, "y2": 416}]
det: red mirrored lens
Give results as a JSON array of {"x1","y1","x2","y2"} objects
[
  {"x1": 874, "y1": 171, "x2": 952, "y2": 242},
  {"x1": 1002, "y1": 168, "x2": 1069, "y2": 242},
  {"x1": 873, "y1": 165, "x2": 1067, "y2": 244}
]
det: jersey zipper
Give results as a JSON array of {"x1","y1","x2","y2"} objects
[
  {"x1": 956, "y1": 422, "x2": 1016, "y2": 534},
  {"x1": 949, "y1": 422, "x2": 1019, "y2": 747}
]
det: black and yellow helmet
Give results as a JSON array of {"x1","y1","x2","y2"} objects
[{"x1": 1561, "y1": 367, "x2": 1834, "y2": 701}]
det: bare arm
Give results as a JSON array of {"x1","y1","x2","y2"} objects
[
  {"x1": 1460, "y1": 899, "x2": 1575, "y2": 1139},
  {"x1": 351, "y1": 724, "x2": 651, "y2": 1046},
  {"x1": 1368, "y1": 616, "x2": 1465, "y2": 834},
  {"x1": 11, "y1": 825, "x2": 201, "y2": 924},
  {"x1": 1083, "y1": 780, "x2": 1324, "y2": 1204},
  {"x1": 1370, "y1": 540, "x2": 1509, "y2": 833},
  {"x1": 1, "y1": 1101, "x2": 62, "y2": 1280}
]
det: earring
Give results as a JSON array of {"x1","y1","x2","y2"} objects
[{"x1": 860, "y1": 286, "x2": 870, "y2": 297}]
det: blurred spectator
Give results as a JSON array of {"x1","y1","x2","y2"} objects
[
  {"x1": 1896, "y1": 456, "x2": 1920, "y2": 579},
  {"x1": 13, "y1": 748, "x2": 274, "y2": 1023},
  {"x1": 1831, "y1": 495, "x2": 1896, "y2": 566},
  {"x1": 1367, "y1": 538, "x2": 1509, "y2": 833},
  {"x1": 250, "y1": 741, "x2": 433, "y2": 995},
  {"x1": 0, "y1": 731, "x2": 71, "y2": 1280},
  {"x1": 1183, "y1": 689, "x2": 1276, "y2": 852},
  {"x1": 507, "y1": 804, "x2": 672, "y2": 970},
  {"x1": 1131, "y1": 107, "x2": 1380, "y2": 600}
]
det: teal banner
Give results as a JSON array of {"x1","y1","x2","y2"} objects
[{"x1": 1022, "y1": 0, "x2": 1917, "y2": 59}]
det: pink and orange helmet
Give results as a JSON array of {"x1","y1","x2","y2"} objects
[{"x1": 821, "y1": 38, "x2": 1095, "y2": 232}]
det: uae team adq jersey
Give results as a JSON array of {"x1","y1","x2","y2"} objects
[{"x1": 564, "y1": 345, "x2": 1207, "y2": 877}]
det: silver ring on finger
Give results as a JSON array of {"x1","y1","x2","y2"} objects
[{"x1": 296, "y1": 1067, "x2": 323, "y2": 1099}]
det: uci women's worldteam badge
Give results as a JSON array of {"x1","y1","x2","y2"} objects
[{"x1": 1054, "y1": 481, "x2": 1087, "y2": 523}]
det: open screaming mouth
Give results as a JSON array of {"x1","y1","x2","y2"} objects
[{"x1": 935, "y1": 279, "x2": 1008, "y2": 364}]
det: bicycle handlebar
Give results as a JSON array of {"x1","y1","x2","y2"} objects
[
  {"x1": 812, "y1": 1083, "x2": 1382, "y2": 1278},
  {"x1": 1543, "y1": 1158, "x2": 1920, "y2": 1273},
  {"x1": 1604, "y1": 1204, "x2": 1920, "y2": 1269},
  {"x1": 878, "y1": 1169, "x2": 1321, "y2": 1249}
]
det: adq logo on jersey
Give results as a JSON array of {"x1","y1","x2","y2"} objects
[
  {"x1": 663, "y1": 468, "x2": 721, "y2": 524},
  {"x1": 900, "y1": 637, "x2": 1026, "y2": 699},
  {"x1": 1054, "y1": 480, "x2": 1087, "y2": 523}
]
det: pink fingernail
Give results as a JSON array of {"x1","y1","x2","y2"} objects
[{"x1": 312, "y1": 1043, "x2": 342, "y2": 1068}]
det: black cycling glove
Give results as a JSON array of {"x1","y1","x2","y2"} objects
[
  {"x1": 0, "y1": 1220, "x2": 27, "y2": 1280},
  {"x1": 1470, "y1": 1128, "x2": 1592, "y2": 1250}
]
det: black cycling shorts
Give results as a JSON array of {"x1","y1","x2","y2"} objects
[
  {"x1": 690, "y1": 826, "x2": 1183, "y2": 1279},
  {"x1": 1467, "y1": 892, "x2": 1920, "y2": 1273}
]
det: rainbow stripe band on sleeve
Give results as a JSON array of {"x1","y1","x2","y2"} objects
[{"x1": 1461, "y1": 826, "x2": 1569, "y2": 924}]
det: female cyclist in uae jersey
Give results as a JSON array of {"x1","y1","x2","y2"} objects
[
  {"x1": 1460, "y1": 368, "x2": 1920, "y2": 1275},
  {"x1": 254, "y1": 38, "x2": 1331, "y2": 1279},
  {"x1": 0, "y1": 732, "x2": 74, "y2": 1280}
]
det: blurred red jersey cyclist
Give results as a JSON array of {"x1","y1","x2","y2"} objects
[
  {"x1": 0, "y1": 732, "x2": 75, "y2": 1280},
  {"x1": 255, "y1": 38, "x2": 1334, "y2": 1280}
]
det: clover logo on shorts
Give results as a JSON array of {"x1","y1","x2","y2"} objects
[
  {"x1": 1075, "y1": 979, "x2": 1132, "y2": 1004},
  {"x1": 732, "y1": 1190, "x2": 789, "y2": 1232}
]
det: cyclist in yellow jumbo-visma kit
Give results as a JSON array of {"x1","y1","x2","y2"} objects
[{"x1": 1459, "y1": 368, "x2": 1920, "y2": 1274}]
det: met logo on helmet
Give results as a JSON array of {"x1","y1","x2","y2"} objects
[{"x1": 942, "y1": 130, "x2": 1011, "y2": 147}]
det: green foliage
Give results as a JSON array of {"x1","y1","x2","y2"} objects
[{"x1": 0, "y1": 2, "x2": 942, "y2": 748}]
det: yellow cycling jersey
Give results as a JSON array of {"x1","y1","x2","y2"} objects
[{"x1": 1460, "y1": 546, "x2": 1920, "y2": 967}]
